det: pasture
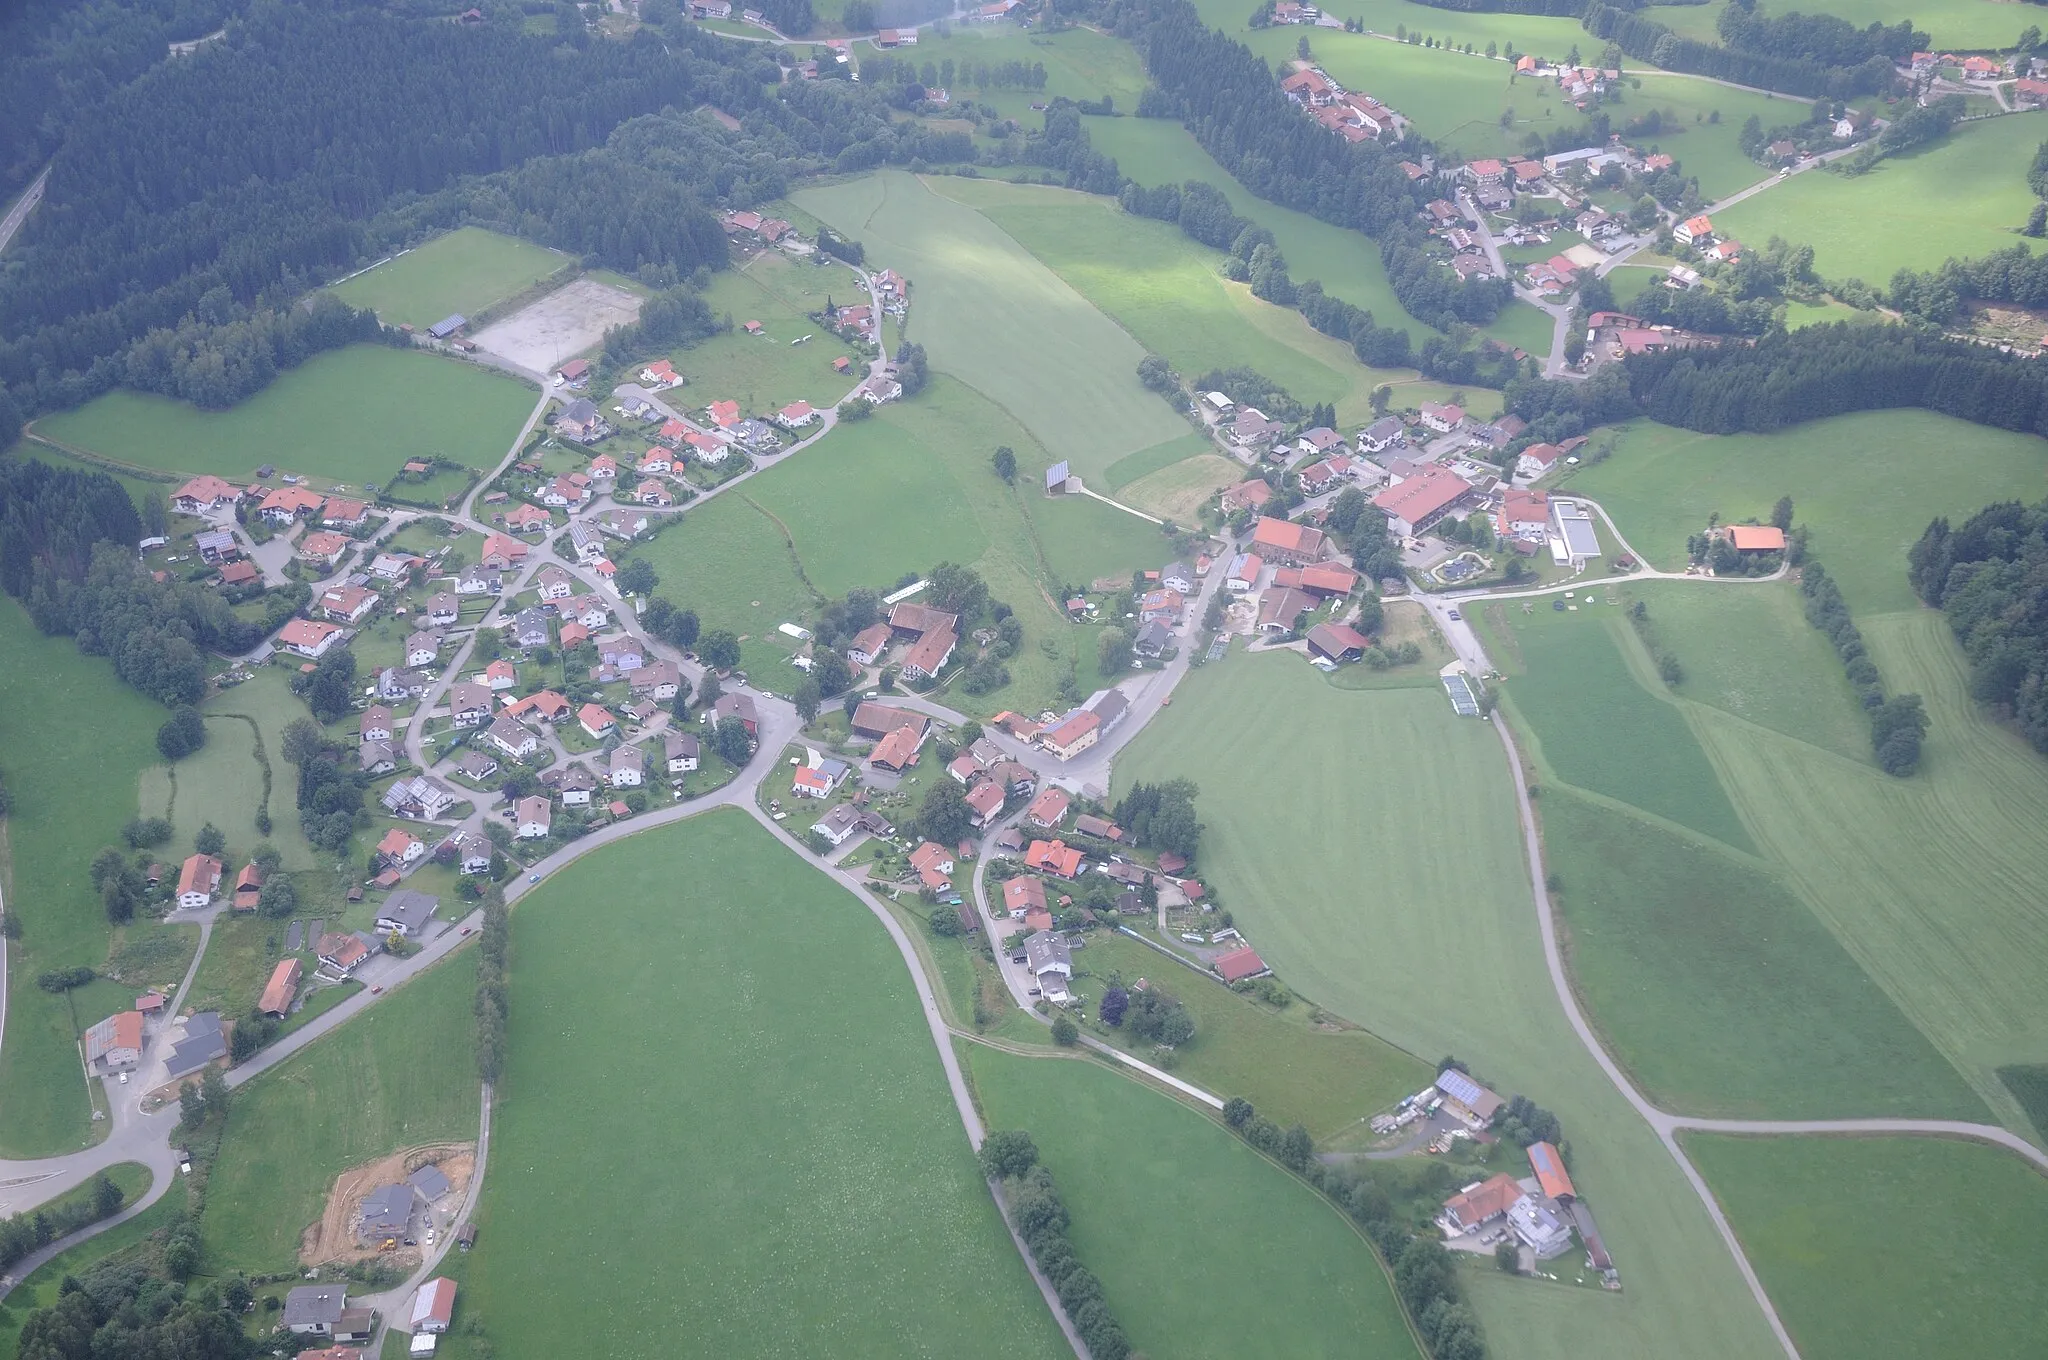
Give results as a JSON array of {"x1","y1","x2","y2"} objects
[
  {"x1": 1713, "y1": 114, "x2": 2046, "y2": 285},
  {"x1": 1685, "y1": 1133, "x2": 2048, "y2": 1360},
  {"x1": 1564, "y1": 412, "x2": 2048, "y2": 615},
  {"x1": 673, "y1": 251, "x2": 866, "y2": 411},
  {"x1": 34, "y1": 345, "x2": 536, "y2": 486},
  {"x1": 890, "y1": 25, "x2": 1149, "y2": 125},
  {"x1": 1199, "y1": 0, "x2": 1584, "y2": 58},
  {"x1": 1117, "y1": 451, "x2": 1244, "y2": 522},
  {"x1": 0, "y1": 601, "x2": 167, "y2": 1157},
  {"x1": 326, "y1": 227, "x2": 570, "y2": 331},
  {"x1": 968, "y1": 1047, "x2": 1421, "y2": 1360},
  {"x1": 1073, "y1": 932, "x2": 1432, "y2": 1139},
  {"x1": 1111, "y1": 650, "x2": 1786, "y2": 1360},
  {"x1": 457, "y1": 810, "x2": 1065, "y2": 1358},
  {"x1": 201, "y1": 951, "x2": 480, "y2": 1274},
  {"x1": 1644, "y1": 0, "x2": 2028, "y2": 53},
  {"x1": 1489, "y1": 601, "x2": 1754, "y2": 850},
  {"x1": 792, "y1": 170, "x2": 1186, "y2": 481},
  {"x1": 1483, "y1": 300, "x2": 1555, "y2": 359},
  {"x1": 1542, "y1": 786, "x2": 1985, "y2": 1119}
]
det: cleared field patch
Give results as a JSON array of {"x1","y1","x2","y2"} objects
[
  {"x1": 1483, "y1": 300, "x2": 1554, "y2": 359},
  {"x1": 969, "y1": 1047, "x2": 1421, "y2": 1359},
  {"x1": 1074, "y1": 932, "x2": 1432, "y2": 1138},
  {"x1": 459, "y1": 810, "x2": 1065, "y2": 1359},
  {"x1": 793, "y1": 170, "x2": 1185, "y2": 481},
  {"x1": 34, "y1": 345, "x2": 535, "y2": 484},
  {"x1": 0, "y1": 600, "x2": 167, "y2": 1157},
  {"x1": 1691, "y1": 611, "x2": 2048, "y2": 1123},
  {"x1": 1111, "y1": 651, "x2": 1786, "y2": 1360},
  {"x1": 1494, "y1": 602, "x2": 1753, "y2": 850},
  {"x1": 1103, "y1": 431, "x2": 1216, "y2": 493},
  {"x1": 1626, "y1": 580, "x2": 1870, "y2": 761},
  {"x1": 470, "y1": 277, "x2": 642, "y2": 376},
  {"x1": 627, "y1": 491, "x2": 818, "y2": 683},
  {"x1": 897, "y1": 26, "x2": 1149, "y2": 125},
  {"x1": 1565, "y1": 412, "x2": 2048, "y2": 616},
  {"x1": 1715, "y1": 115, "x2": 2046, "y2": 284},
  {"x1": 327, "y1": 227, "x2": 570, "y2": 331},
  {"x1": 1118, "y1": 452, "x2": 1243, "y2": 523},
  {"x1": 201, "y1": 950, "x2": 480, "y2": 1274},
  {"x1": 1686, "y1": 1133, "x2": 2048, "y2": 1360},
  {"x1": 1543, "y1": 786, "x2": 1986, "y2": 1119}
]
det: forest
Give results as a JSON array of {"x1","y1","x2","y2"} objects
[
  {"x1": 1888, "y1": 242, "x2": 2048, "y2": 325},
  {"x1": 1583, "y1": 2, "x2": 1900, "y2": 98},
  {"x1": 1910, "y1": 500, "x2": 2048, "y2": 755}
]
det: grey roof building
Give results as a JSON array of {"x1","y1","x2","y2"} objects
[
  {"x1": 284, "y1": 1284, "x2": 348, "y2": 1334},
  {"x1": 374, "y1": 889, "x2": 439, "y2": 937},
  {"x1": 164, "y1": 1012, "x2": 226, "y2": 1080},
  {"x1": 359, "y1": 1183, "x2": 414, "y2": 1240},
  {"x1": 408, "y1": 1164, "x2": 452, "y2": 1202}
]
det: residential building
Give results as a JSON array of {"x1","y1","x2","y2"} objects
[
  {"x1": 868, "y1": 725, "x2": 922, "y2": 773},
  {"x1": 177, "y1": 853, "x2": 223, "y2": 909},
  {"x1": 1372, "y1": 465, "x2": 1473, "y2": 537},
  {"x1": 964, "y1": 778, "x2": 1005, "y2": 827},
  {"x1": 713, "y1": 692, "x2": 759, "y2": 736},
  {"x1": 1436, "y1": 1068, "x2": 1505, "y2": 1126},
  {"x1": 284, "y1": 1286, "x2": 349, "y2": 1337},
  {"x1": 317, "y1": 931, "x2": 374, "y2": 976},
  {"x1": 609, "y1": 745, "x2": 644, "y2": 788},
  {"x1": 172, "y1": 475, "x2": 240, "y2": 515},
  {"x1": 1498, "y1": 489, "x2": 1550, "y2": 540},
  {"x1": 478, "y1": 534, "x2": 529, "y2": 570},
  {"x1": 403, "y1": 631, "x2": 441, "y2": 669},
  {"x1": 1257, "y1": 586, "x2": 1314, "y2": 634},
  {"x1": 847, "y1": 622, "x2": 893, "y2": 667},
  {"x1": 258, "y1": 485, "x2": 325, "y2": 523},
  {"x1": 1213, "y1": 946, "x2": 1270, "y2": 983},
  {"x1": 1674, "y1": 214, "x2": 1714, "y2": 245},
  {"x1": 1439, "y1": 1173, "x2": 1521, "y2": 1235},
  {"x1": 487, "y1": 716, "x2": 539, "y2": 760},
  {"x1": 377, "y1": 827, "x2": 425, "y2": 868},
  {"x1": 1133, "y1": 620, "x2": 1172, "y2": 658},
  {"x1": 1025, "y1": 839, "x2": 1084, "y2": 878},
  {"x1": 1038, "y1": 710, "x2": 1100, "y2": 761},
  {"x1": 484, "y1": 659, "x2": 517, "y2": 690},
  {"x1": 1726, "y1": 524, "x2": 1786, "y2": 553},
  {"x1": 1358, "y1": 416, "x2": 1405, "y2": 454},
  {"x1": 1027, "y1": 786, "x2": 1070, "y2": 828},
  {"x1": 456, "y1": 564, "x2": 501, "y2": 596},
  {"x1": 1221, "y1": 479, "x2": 1273, "y2": 514},
  {"x1": 1516, "y1": 443, "x2": 1566, "y2": 480},
  {"x1": 1024, "y1": 929, "x2": 1074, "y2": 1000},
  {"x1": 665, "y1": 731, "x2": 700, "y2": 774},
  {"x1": 446, "y1": 831, "x2": 493, "y2": 876},
  {"x1": 381, "y1": 774, "x2": 459, "y2": 821},
  {"x1": 1419, "y1": 402, "x2": 1465, "y2": 433},
  {"x1": 850, "y1": 702, "x2": 928, "y2": 741},
  {"x1": 319, "y1": 584, "x2": 379, "y2": 623},
  {"x1": 359, "y1": 1183, "x2": 414, "y2": 1243},
  {"x1": 1159, "y1": 560, "x2": 1195, "y2": 594}
]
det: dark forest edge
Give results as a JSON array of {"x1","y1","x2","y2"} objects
[{"x1": 1910, "y1": 500, "x2": 2048, "y2": 757}]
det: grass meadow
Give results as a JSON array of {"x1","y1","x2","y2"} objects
[
  {"x1": 1714, "y1": 114, "x2": 2047, "y2": 284},
  {"x1": 1116, "y1": 451, "x2": 1244, "y2": 522},
  {"x1": 0, "y1": 600, "x2": 168, "y2": 1156},
  {"x1": 792, "y1": 170, "x2": 1186, "y2": 481},
  {"x1": 892, "y1": 25, "x2": 1150, "y2": 125},
  {"x1": 1111, "y1": 650, "x2": 1786, "y2": 1360},
  {"x1": 34, "y1": 345, "x2": 537, "y2": 486},
  {"x1": 1541, "y1": 786, "x2": 1987, "y2": 1119},
  {"x1": 1685, "y1": 1133, "x2": 2048, "y2": 1360},
  {"x1": 327, "y1": 227, "x2": 570, "y2": 331},
  {"x1": 968, "y1": 1047, "x2": 1422, "y2": 1360},
  {"x1": 1483, "y1": 300, "x2": 1555, "y2": 359},
  {"x1": 1646, "y1": 0, "x2": 2025, "y2": 48},
  {"x1": 456, "y1": 810, "x2": 1065, "y2": 1359},
  {"x1": 674, "y1": 250, "x2": 866, "y2": 411},
  {"x1": 1564, "y1": 411, "x2": 2048, "y2": 615},
  {"x1": 1072, "y1": 932, "x2": 1433, "y2": 1139},
  {"x1": 1488, "y1": 600, "x2": 1754, "y2": 850},
  {"x1": 201, "y1": 952, "x2": 480, "y2": 1274}
]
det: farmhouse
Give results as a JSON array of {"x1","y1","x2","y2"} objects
[
  {"x1": 1213, "y1": 945, "x2": 1270, "y2": 983},
  {"x1": 177, "y1": 853, "x2": 224, "y2": 909},
  {"x1": 84, "y1": 1011, "x2": 145, "y2": 1074},
  {"x1": 1725, "y1": 524, "x2": 1786, "y2": 552},
  {"x1": 1257, "y1": 587, "x2": 1313, "y2": 634},
  {"x1": 1306, "y1": 621, "x2": 1370, "y2": 663},
  {"x1": 1037, "y1": 709, "x2": 1100, "y2": 761},
  {"x1": 1436, "y1": 1068, "x2": 1505, "y2": 1127},
  {"x1": 1249, "y1": 517, "x2": 1328, "y2": 565},
  {"x1": 258, "y1": 958, "x2": 302, "y2": 1019},
  {"x1": 317, "y1": 931, "x2": 374, "y2": 976},
  {"x1": 1373, "y1": 465, "x2": 1473, "y2": 537},
  {"x1": 1440, "y1": 1173, "x2": 1521, "y2": 1235}
]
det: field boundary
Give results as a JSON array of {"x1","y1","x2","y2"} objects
[{"x1": 18, "y1": 433, "x2": 183, "y2": 483}]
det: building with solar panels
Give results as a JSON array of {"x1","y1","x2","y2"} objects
[
  {"x1": 1435, "y1": 1068, "x2": 1505, "y2": 1127},
  {"x1": 1440, "y1": 663, "x2": 1484, "y2": 717}
]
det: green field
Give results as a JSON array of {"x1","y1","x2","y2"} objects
[
  {"x1": 1195, "y1": 0, "x2": 1585, "y2": 63},
  {"x1": 890, "y1": 26, "x2": 1150, "y2": 125},
  {"x1": 456, "y1": 810, "x2": 1065, "y2": 1359},
  {"x1": 1645, "y1": 0, "x2": 2029, "y2": 53},
  {"x1": 200, "y1": 951, "x2": 480, "y2": 1274},
  {"x1": 1113, "y1": 650, "x2": 1785, "y2": 1360},
  {"x1": 327, "y1": 227, "x2": 571, "y2": 331},
  {"x1": 0, "y1": 601, "x2": 168, "y2": 1156},
  {"x1": 793, "y1": 171, "x2": 1187, "y2": 481},
  {"x1": 1565, "y1": 412, "x2": 2048, "y2": 615},
  {"x1": 1686, "y1": 1134, "x2": 2048, "y2": 1360},
  {"x1": 1543, "y1": 786, "x2": 1986, "y2": 1118},
  {"x1": 969, "y1": 1047, "x2": 1421, "y2": 1360},
  {"x1": 1714, "y1": 115, "x2": 2047, "y2": 284},
  {"x1": 1490, "y1": 600, "x2": 1754, "y2": 850},
  {"x1": 1483, "y1": 300, "x2": 1556, "y2": 359},
  {"x1": 1073, "y1": 932, "x2": 1432, "y2": 1138},
  {"x1": 35, "y1": 345, "x2": 537, "y2": 486},
  {"x1": 672, "y1": 250, "x2": 866, "y2": 411}
]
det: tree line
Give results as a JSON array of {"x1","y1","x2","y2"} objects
[
  {"x1": 0, "y1": 1172, "x2": 129, "y2": 1280},
  {"x1": 978, "y1": 1131, "x2": 1135, "y2": 1360},
  {"x1": 16, "y1": 1252, "x2": 256, "y2": 1360},
  {"x1": 1910, "y1": 499, "x2": 2048, "y2": 756},
  {"x1": 1888, "y1": 242, "x2": 2048, "y2": 326},
  {"x1": 475, "y1": 891, "x2": 511, "y2": 1082},
  {"x1": 1584, "y1": 2, "x2": 1900, "y2": 98},
  {"x1": 1801, "y1": 561, "x2": 1927, "y2": 774}
]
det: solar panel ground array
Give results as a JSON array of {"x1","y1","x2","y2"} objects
[{"x1": 1444, "y1": 672, "x2": 1481, "y2": 716}]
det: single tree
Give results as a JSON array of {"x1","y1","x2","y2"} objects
[
  {"x1": 991, "y1": 446, "x2": 1017, "y2": 483},
  {"x1": 1222, "y1": 1096, "x2": 1254, "y2": 1128},
  {"x1": 699, "y1": 630, "x2": 742, "y2": 672},
  {"x1": 794, "y1": 678, "x2": 821, "y2": 725},
  {"x1": 979, "y1": 1129, "x2": 1040, "y2": 1179},
  {"x1": 195, "y1": 823, "x2": 225, "y2": 857},
  {"x1": 918, "y1": 776, "x2": 974, "y2": 846},
  {"x1": 1771, "y1": 495, "x2": 1794, "y2": 531},
  {"x1": 1099, "y1": 983, "x2": 1129, "y2": 1027},
  {"x1": 1050, "y1": 1014, "x2": 1079, "y2": 1045},
  {"x1": 714, "y1": 715, "x2": 754, "y2": 765},
  {"x1": 177, "y1": 1080, "x2": 204, "y2": 1128}
]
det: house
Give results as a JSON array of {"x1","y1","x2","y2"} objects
[
  {"x1": 964, "y1": 778, "x2": 1005, "y2": 827},
  {"x1": 454, "y1": 751, "x2": 498, "y2": 783},
  {"x1": 1090, "y1": 690, "x2": 1131, "y2": 734},
  {"x1": 665, "y1": 731, "x2": 700, "y2": 774},
  {"x1": 172, "y1": 475, "x2": 240, "y2": 514},
  {"x1": 901, "y1": 625, "x2": 957, "y2": 681},
  {"x1": 639, "y1": 359, "x2": 678, "y2": 386},
  {"x1": 448, "y1": 681, "x2": 492, "y2": 728},
  {"x1": 851, "y1": 702, "x2": 928, "y2": 741},
  {"x1": 533, "y1": 565, "x2": 575, "y2": 601},
  {"x1": 374, "y1": 889, "x2": 438, "y2": 937},
  {"x1": 570, "y1": 521, "x2": 606, "y2": 564},
  {"x1": 257, "y1": 486, "x2": 325, "y2": 523},
  {"x1": 847, "y1": 622, "x2": 893, "y2": 666},
  {"x1": 599, "y1": 636, "x2": 646, "y2": 671},
  {"x1": 637, "y1": 479, "x2": 675, "y2": 507},
  {"x1": 422, "y1": 592, "x2": 460, "y2": 629},
  {"x1": 1358, "y1": 417, "x2": 1405, "y2": 454},
  {"x1": 512, "y1": 608, "x2": 550, "y2": 649},
  {"x1": 549, "y1": 763, "x2": 596, "y2": 807},
  {"x1": 317, "y1": 931, "x2": 373, "y2": 976},
  {"x1": 556, "y1": 358, "x2": 590, "y2": 386},
  {"x1": 353, "y1": 704, "x2": 395, "y2": 747},
  {"x1": 1516, "y1": 443, "x2": 1566, "y2": 480},
  {"x1": 298, "y1": 530, "x2": 350, "y2": 567},
  {"x1": 1038, "y1": 709, "x2": 1101, "y2": 761},
  {"x1": 1372, "y1": 465, "x2": 1473, "y2": 537},
  {"x1": 598, "y1": 507, "x2": 650, "y2": 539},
  {"x1": 1213, "y1": 946, "x2": 1270, "y2": 983},
  {"x1": 1027, "y1": 786, "x2": 1070, "y2": 828},
  {"x1": 1726, "y1": 524, "x2": 1786, "y2": 552},
  {"x1": 776, "y1": 400, "x2": 818, "y2": 429},
  {"x1": 909, "y1": 841, "x2": 955, "y2": 893},
  {"x1": 629, "y1": 659, "x2": 681, "y2": 701},
  {"x1": 609, "y1": 745, "x2": 644, "y2": 788},
  {"x1": 1962, "y1": 53, "x2": 2002, "y2": 77},
  {"x1": 1440, "y1": 1173, "x2": 1522, "y2": 1235},
  {"x1": 404, "y1": 631, "x2": 441, "y2": 668},
  {"x1": 1299, "y1": 455, "x2": 1353, "y2": 495},
  {"x1": 1073, "y1": 813, "x2": 1121, "y2": 843},
  {"x1": 1226, "y1": 552, "x2": 1265, "y2": 593},
  {"x1": 554, "y1": 397, "x2": 604, "y2": 441},
  {"x1": 375, "y1": 668, "x2": 429, "y2": 701},
  {"x1": 578, "y1": 703, "x2": 617, "y2": 740},
  {"x1": 377, "y1": 827, "x2": 425, "y2": 867},
  {"x1": 1306, "y1": 621, "x2": 1370, "y2": 662},
  {"x1": 1498, "y1": 488, "x2": 1551, "y2": 540},
  {"x1": 83, "y1": 1011, "x2": 145, "y2": 1074},
  {"x1": 868, "y1": 725, "x2": 923, "y2": 772},
  {"x1": 1505, "y1": 1186, "x2": 1576, "y2": 1258},
  {"x1": 1250, "y1": 516, "x2": 1328, "y2": 565},
  {"x1": 478, "y1": 534, "x2": 529, "y2": 570},
  {"x1": 321, "y1": 496, "x2": 370, "y2": 528},
  {"x1": 1464, "y1": 157, "x2": 1506, "y2": 188},
  {"x1": 258, "y1": 958, "x2": 302, "y2": 1019},
  {"x1": 1257, "y1": 587, "x2": 1313, "y2": 634},
  {"x1": 213, "y1": 557, "x2": 260, "y2": 588},
  {"x1": 712, "y1": 692, "x2": 759, "y2": 736},
  {"x1": 1419, "y1": 402, "x2": 1465, "y2": 434},
  {"x1": 505, "y1": 504, "x2": 552, "y2": 535},
  {"x1": 232, "y1": 861, "x2": 265, "y2": 910},
  {"x1": 284, "y1": 1286, "x2": 349, "y2": 1337},
  {"x1": 1002, "y1": 876, "x2": 1047, "y2": 922},
  {"x1": 1133, "y1": 620, "x2": 1172, "y2": 659},
  {"x1": 1024, "y1": 929, "x2": 1074, "y2": 1000},
  {"x1": 412, "y1": 1278, "x2": 457, "y2": 1336},
  {"x1": 1674, "y1": 214, "x2": 1714, "y2": 245},
  {"x1": 446, "y1": 831, "x2": 493, "y2": 876},
  {"x1": 319, "y1": 584, "x2": 379, "y2": 623},
  {"x1": 488, "y1": 716, "x2": 539, "y2": 760},
  {"x1": 1436, "y1": 1068, "x2": 1505, "y2": 1126},
  {"x1": 456, "y1": 564, "x2": 501, "y2": 596},
  {"x1": 1705, "y1": 239, "x2": 1743, "y2": 263},
  {"x1": 177, "y1": 853, "x2": 223, "y2": 909},
  {"x1": 485, "y1": 659, "x2": 517, "y2": 690},
  {"x1": 359, "y1": 1182, "x2": 414, "y2": 1244},
  {"x1": 1231, "y1": 409, "x2": 1284, "y2": 449},
  {"x1": 1026, "y1": 839, "x2": 1084, "y2": 878},
  {"x1": 1158, "y1": 561, "x2": 1195, "y2": 594}
]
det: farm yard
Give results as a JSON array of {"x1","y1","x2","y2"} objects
[
  {"x1": 326, "y1": 227, "x2": 571, "y2": 332},
  {"x1": 33, "y1": 344, "x2": 536, "y2": 487},
  {"x1": 1684, "y1": 1134, "x2": 2048, "y2": 1360},
  {"x1": 1111, "y1": 651, "x2": 1784, "y2": 1360},
  {"x1": 968, "y1": 1048, "x2": 1423, "y2": 1360},
  {"x1": 454, "y1": 811, "x2": 1066, "y2": 1359}
]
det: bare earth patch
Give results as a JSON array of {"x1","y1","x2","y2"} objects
[
  {"x1": 472, "y1": 278, "x2": 642, "y2": 374},
  {"x1": 299, "y1": 1142, "x2": 476, "y2": 1267}
]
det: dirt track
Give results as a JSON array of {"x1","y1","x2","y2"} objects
[{"x1": 300, "y1": 1143, "x2": 475, "y2": 1266}]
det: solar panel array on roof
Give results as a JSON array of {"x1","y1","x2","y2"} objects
[
  {"x1": 1436, "y1": 1068, "x2": 1485, "y2": 1105},
  {"x1": 1443, "y1": 673, "x2": 1480, "y2": 717}
]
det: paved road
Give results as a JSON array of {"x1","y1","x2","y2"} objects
[
  {"x1": 362, "y1": 1081, "x2": 494, "y2": 1356},
  {"x1": 0, "y1": 166, "x2": 49, "y2": 257}
]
